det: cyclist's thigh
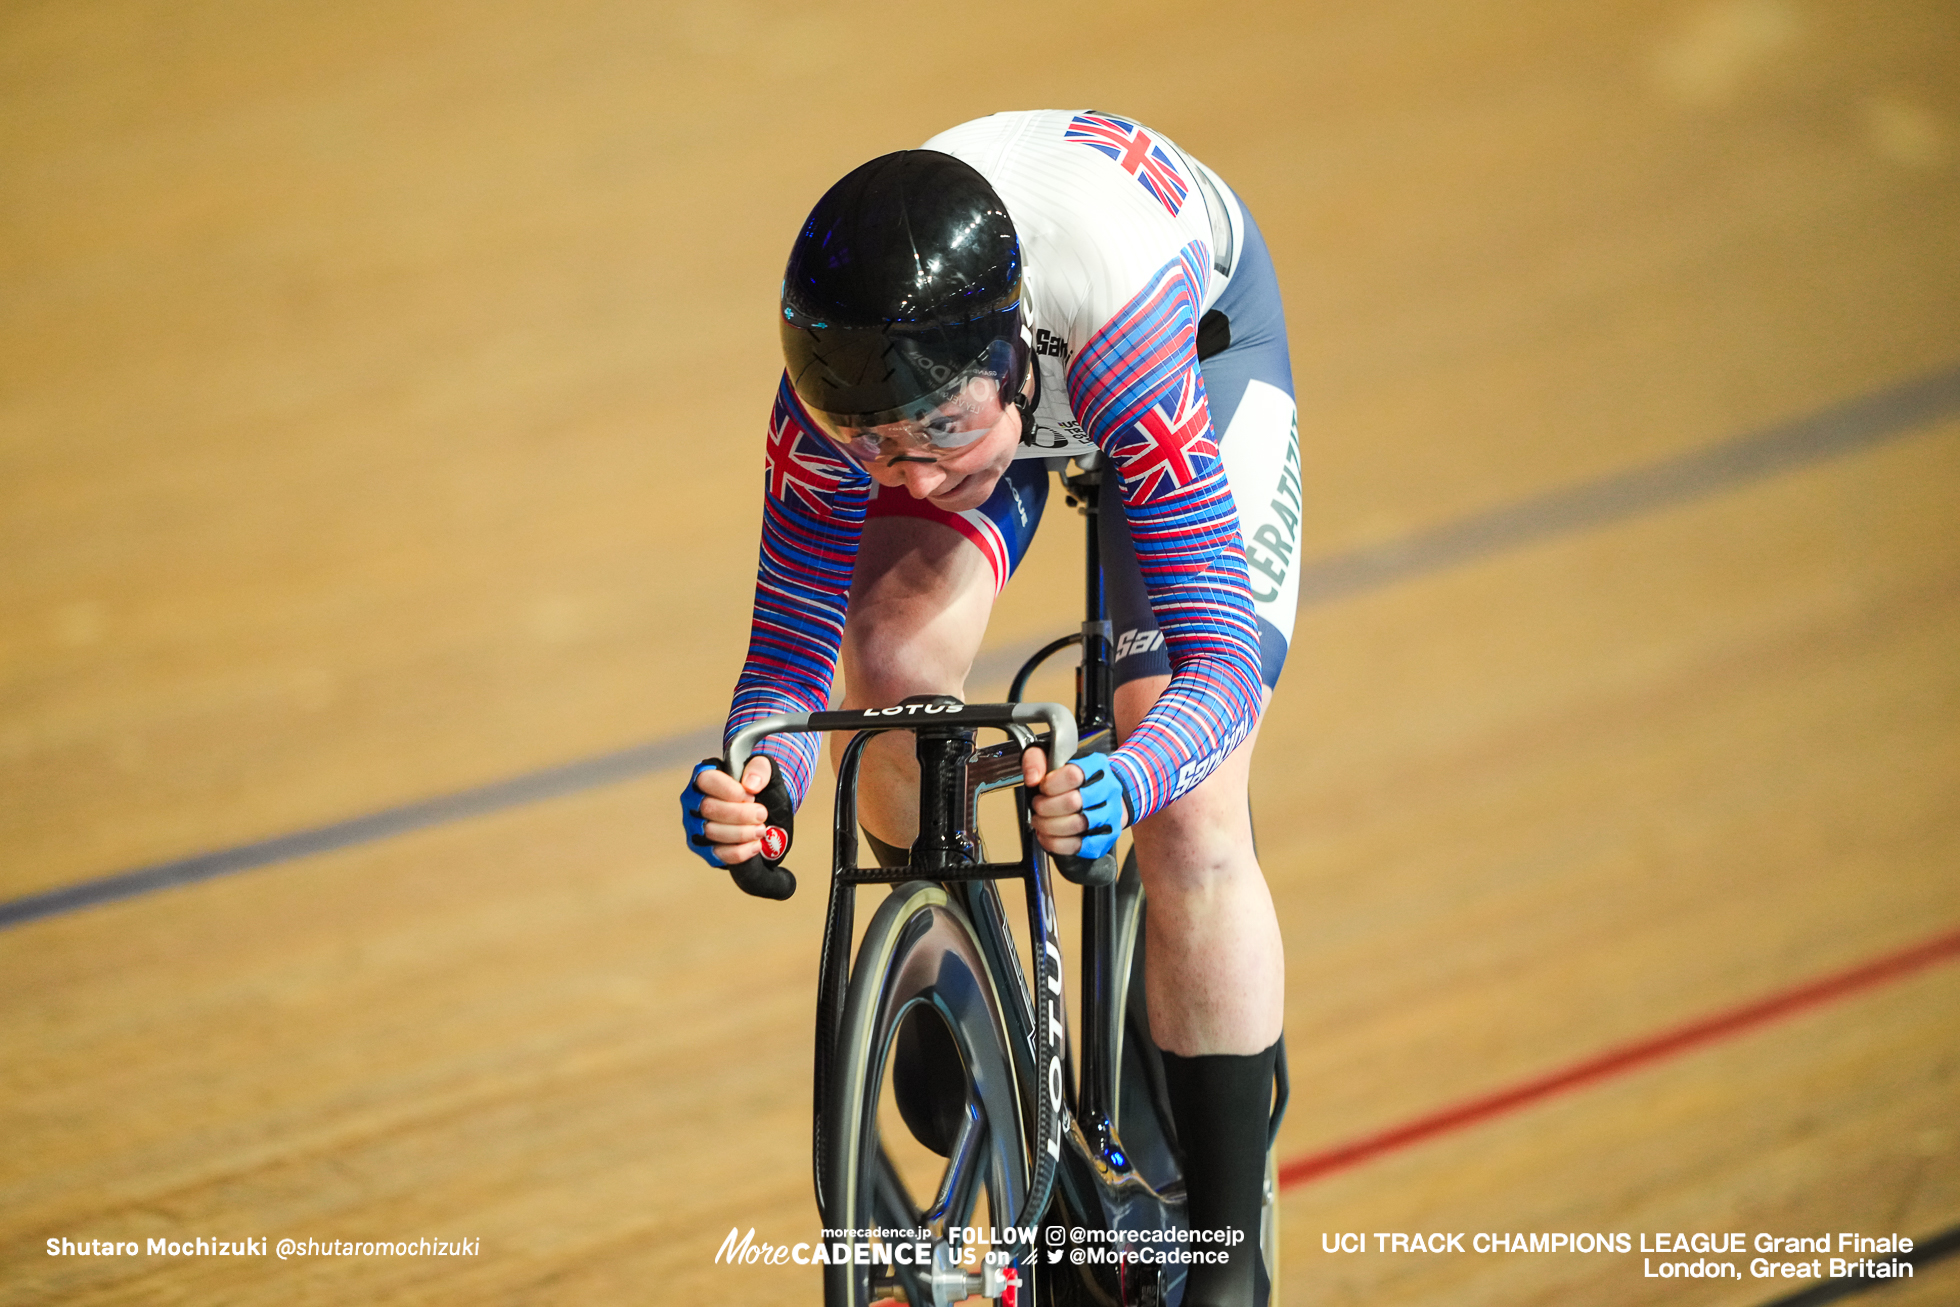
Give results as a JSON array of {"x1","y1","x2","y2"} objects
[
  {"x1": 841, "y1": 462, "x2": 1049, "y2": 700},
  {"x1": 1104, "y1": 193, "x2": 1301, "y2": 696}
]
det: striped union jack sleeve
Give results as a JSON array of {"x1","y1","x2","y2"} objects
[
  {"x1": 1070, "y1": 245, "x2": 1265, "y2": 821},
  {"x1": 722, "y1": 376, "x2": 871, "y2": 802}
]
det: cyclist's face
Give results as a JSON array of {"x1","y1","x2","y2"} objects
[{"x1": 838, "y1": 380, "x2": 1023, "y2": 511}]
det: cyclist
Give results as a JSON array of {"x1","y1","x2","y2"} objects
[{"x1": 682, "y1": 110, "x2": 1300, "y2": 1307}]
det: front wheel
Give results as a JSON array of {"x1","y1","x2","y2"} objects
[{"x1": 823, "y1": 881, "x2": 1030, "y2": 1306}]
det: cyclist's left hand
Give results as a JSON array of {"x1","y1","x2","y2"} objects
[{"x1": 1022, "y1": 747, "x2": 1125, "y2": 858}]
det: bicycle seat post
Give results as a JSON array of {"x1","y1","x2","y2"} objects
[
  {"x1": 1063, "y1": 459, "x2": 1124, "y2": 1137},
  {"x1": 1066, "y1": 456, "x2": 1115, "y2": 740}
]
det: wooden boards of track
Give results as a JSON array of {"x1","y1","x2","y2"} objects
[{"x1": 3, "y1": 0, "x2": 1957, "y2": 1303}]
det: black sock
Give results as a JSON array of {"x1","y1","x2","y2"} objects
[
  {"x1": 861, "y1": 831, "x2": 910, "y2": 869},
  {"x1": 1161, "y1": 1041, "x2": 1277, "y2": 1307}
]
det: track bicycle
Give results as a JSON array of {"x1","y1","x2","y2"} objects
[{"x1": 716, "y1": 456, "x2": 1286, "y2": 1306}]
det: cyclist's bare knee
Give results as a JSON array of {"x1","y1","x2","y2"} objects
[
  {"x1": 1115, "y1": 675, "x2": 1267, "y2": 896},
  {"x1": 835, "y1": 516, "x2": 998, "y2": 844},
  {"x1": 1133, "y1": 754, "x2": 1260, "y2": 895}
]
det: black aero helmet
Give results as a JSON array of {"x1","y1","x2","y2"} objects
[{"x1": 781, "y1": 150, "x2": 1026, "y2": 433}]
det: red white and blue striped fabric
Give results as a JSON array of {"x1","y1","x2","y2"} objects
[
  {"x1": 1067, "y1": 246, "x2": 1264, "y2": 818},
  {"x1": 865, "y1": 483, "x2": 1016, "y2": 596},
  {"x1": 723, "y1": 377, "x2": 870, "y2": 799}
]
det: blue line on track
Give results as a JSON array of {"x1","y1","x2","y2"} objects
[
  {"x1": 1293, "y1": 363, "x2": 1960, "y2": 605},
  {"x1": 5, "y1": 363, "x2": 1958, "y2": 932},
  {"x1": 0, "y1": 727, "x2": 716, "y2": 930}
]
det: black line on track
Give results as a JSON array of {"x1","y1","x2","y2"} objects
[
  {"x1": 4, "y1": 362, "x2": 1959, "y2": 932},
  {"x1": 1752, "y1": 1221, "x2": 1960, "y2": 1306}
]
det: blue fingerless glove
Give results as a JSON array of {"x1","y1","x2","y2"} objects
[
  {"x1": 680, "y1": 760, "x2": 725, "y2": 869},
  {"x1": 1070, "y1": 750, "x2": 1129, "y2": 861},
  {"x1": 682, "y1": 756, "x2": 796, "y2": 874}
]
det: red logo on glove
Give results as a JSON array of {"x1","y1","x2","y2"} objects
[{"x1": 759, "y1": 826, "x2": 788, "y2": 861}]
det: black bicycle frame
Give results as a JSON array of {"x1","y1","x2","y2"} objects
[
  {"x1": 724, "y1": 454, "x2": 1287, "y2": 1304},
  {"x1": 812, "y1": 710, "x2": 1067, "y2": 1243}
]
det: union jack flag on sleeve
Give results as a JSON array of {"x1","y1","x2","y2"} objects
[
  {"x1": 722, "y1": 377, "x2": 871, "y2": 804},
  {"x1": 1068, "y1": 245, "x2": 1265, "y2": 822}
]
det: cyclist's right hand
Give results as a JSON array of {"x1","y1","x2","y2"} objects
[{"x1": 681, "y1": 756, "x2": 776, "y2": 867}]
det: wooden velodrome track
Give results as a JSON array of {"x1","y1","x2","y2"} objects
[{"x1": 4, "y1": 0, "x2": 1957, "y2": 1303}]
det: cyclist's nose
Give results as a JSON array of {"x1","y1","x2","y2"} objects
[{"x1": 896, "y1": 460, "x2": 946, "y2": 498}]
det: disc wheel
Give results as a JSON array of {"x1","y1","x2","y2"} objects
[{"x1": 824, "y1": 881, "x2": 1030, "y2": 1306}]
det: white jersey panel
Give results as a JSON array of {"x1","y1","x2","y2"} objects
[{"x1": 921, "y1": 111, "x2": 1235, "y2": 460}]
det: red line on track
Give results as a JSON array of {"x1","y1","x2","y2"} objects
[{"x1": 1278, "y1": 925, "x2": 1960, "y2": 1191}]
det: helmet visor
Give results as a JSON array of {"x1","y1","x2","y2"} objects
[
  {"x1": 801, "y1": 336, "x2": 1021, "y2": 463},
  {"x1": 813, "y1": 372, "x2": 1008, "y2": 464}
]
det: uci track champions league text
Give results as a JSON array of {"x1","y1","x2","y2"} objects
[
  {"x1": 711, "y1": 1221, "x2": 1923, "y2": 1293},
  {"x1": 1317, "y1": 1226, "x2": 1921, "y2": 1287}
]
